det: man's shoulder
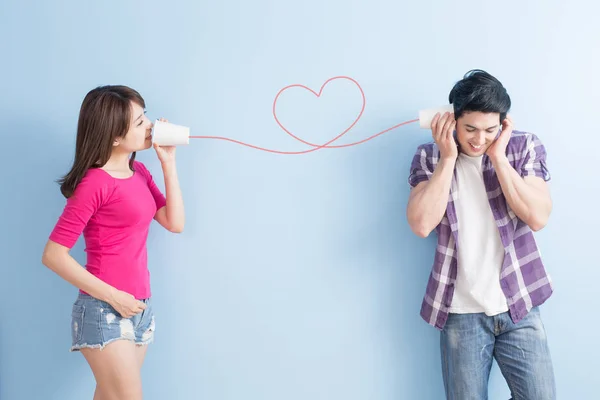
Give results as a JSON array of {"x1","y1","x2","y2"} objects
[
  {"x1": 409, "y1": 142, "x2": 446, "y2": 174},
  {"x1": 413, "y1": 141, "x2": 440, "y2": 157},
  {"x1": 507, "y1": 130, "x2": 544, "y2": 154}
]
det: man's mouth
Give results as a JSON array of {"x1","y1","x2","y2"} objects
[{"x1": 469, "y1": 143, "x2": 484, "y2": 151}]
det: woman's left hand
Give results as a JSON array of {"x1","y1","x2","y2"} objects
[{"x1": 153, "y1": 118, "x2": 176, "y2": 165}]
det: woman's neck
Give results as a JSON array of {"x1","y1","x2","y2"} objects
[{"x1": 102, "y1": 151, "x2": 132, "y2": 172}]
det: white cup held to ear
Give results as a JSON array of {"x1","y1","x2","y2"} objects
[
  {"x1": 152, "y1": 120, "x2": 190, "y2": 146},
  {"x1": 418, "y1": 104, "x2": 454, "y2": 129}
]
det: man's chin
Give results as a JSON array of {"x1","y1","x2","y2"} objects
[
  {"x1": 459, "y1": 143, "x2": 489, "y2": 157},
  {"x1": 459, "y1": 149, "x2": 484, "y2": 157}
]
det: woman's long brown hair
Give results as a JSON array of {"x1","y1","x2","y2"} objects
[{"x1": 58, "y1": 85, "x2": 146, "y2": 198}]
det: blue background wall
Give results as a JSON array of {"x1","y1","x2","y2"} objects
[{"x1": 1, "y1": 0, "x2": 598, "y2": 399}]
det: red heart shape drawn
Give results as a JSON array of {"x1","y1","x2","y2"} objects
[{"x1": 272, "y1": 76, "x2": 366, "y2": 150}]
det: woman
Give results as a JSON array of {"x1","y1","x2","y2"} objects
[{"x1": 42, "y1": 85, "x2": 184, "y2": 399}]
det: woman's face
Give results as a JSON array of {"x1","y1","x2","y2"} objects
[{"x1": 114, "y1": 101, "x2": 154, "y2": 153}]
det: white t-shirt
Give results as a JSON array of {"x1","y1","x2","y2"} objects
[{"x1": 449, "y1": 153, "x2": 508, "y2": 316}]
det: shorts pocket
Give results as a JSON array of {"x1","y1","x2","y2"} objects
[{"x1": 71, "y1": 304, "x2": 85, "y2": 344}]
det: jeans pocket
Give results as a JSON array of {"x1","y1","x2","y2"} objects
[{"x1": 71, "y1": 304, "x2": 85, "y2": 343}]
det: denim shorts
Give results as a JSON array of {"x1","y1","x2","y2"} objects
[{"x1": 70, "y1": 293, "x2": 155, "y2": 352}]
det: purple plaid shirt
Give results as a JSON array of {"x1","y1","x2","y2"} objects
[{"x1": 408, "y1": 130, "x2": 554, "y2": 330}]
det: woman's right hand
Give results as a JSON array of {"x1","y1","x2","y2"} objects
[
  {"x1": 107, "y1": 288, "x2": 146, "y2": 318},
  {"x1": 431, "y1": 112, "x2": 458, "y2": 161}
]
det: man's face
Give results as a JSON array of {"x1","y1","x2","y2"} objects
[{"x1": 455, "y1": 111, "x2": 501, "y2": 156}]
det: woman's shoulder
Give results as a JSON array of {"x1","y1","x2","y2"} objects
[
  {"x1": 133, "y1": 160, "x2": 150, "y2": 174},
  {"x1": 81, "y1": 167, "x2": 117, "y2": 183},
  {"x1": 133, "y1": 160, "x2": 158, "y2": 182},
  {"x1": 71, "y1": 168, "x2": 117, "y2": 199}
]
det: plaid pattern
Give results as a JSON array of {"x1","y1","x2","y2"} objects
[{"x1": 408, "y1": 130, "x2": 553, "y2": 330}]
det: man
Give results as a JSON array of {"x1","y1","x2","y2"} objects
[{"x1": 406, "y1": 69, "x2": 556, "y2": 399}]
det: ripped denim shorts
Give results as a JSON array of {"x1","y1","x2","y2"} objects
[{"x1": 70, "y1": 292, "x2": 155, "y2": 352}]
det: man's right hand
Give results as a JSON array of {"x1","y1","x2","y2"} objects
[{"x1": 431, "y1": 112, "x2": 458, "y2": 161}]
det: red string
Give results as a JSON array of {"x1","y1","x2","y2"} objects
[{"x1": 189, "y1": 76, "x2": 419, "y2": 154}]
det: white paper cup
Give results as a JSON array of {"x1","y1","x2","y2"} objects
[
  {"x1": 418, "y1": 104, "x2": 455, "y2": 129},
  {"x1": 152, "y1": 120, "x2": 190, "y2": 146}
]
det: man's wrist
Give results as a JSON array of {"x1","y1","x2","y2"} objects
[
  {"x1": 439, "y1": 156, "x2": 457, "y2": 167},
  {"x1": 489, "y1": 154, "x2": 510, "y2": 168}
]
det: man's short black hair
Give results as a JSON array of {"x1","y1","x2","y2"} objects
[{"x1": 449, "y1": 69, "x2": 511, "y2": 122}]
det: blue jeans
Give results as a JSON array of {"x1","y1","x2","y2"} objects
[
  {"x1": 440, "y1": 307, "x2": 556, "y2": 400},
  {"x1": 70, "y1": 293, "x2": 155, "y2": 352}
]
